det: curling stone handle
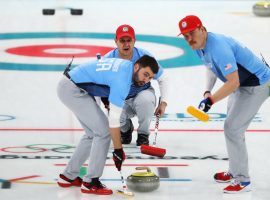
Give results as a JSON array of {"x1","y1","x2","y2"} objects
[{"x1": 135, "y1": 166, "x2": 151, "y2": 172}]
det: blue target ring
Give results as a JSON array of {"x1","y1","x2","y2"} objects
[{"x1": 0, "y1": 32, "x2": 202, "y2": 71}]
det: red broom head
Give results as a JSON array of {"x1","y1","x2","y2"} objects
[{"x1": 140, "y1": 145, "x2": 166, "y2": 158}]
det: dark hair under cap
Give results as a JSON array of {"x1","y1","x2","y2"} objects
[{"x1": 134, "y1": 55, "x2": 159, "y2": 74}]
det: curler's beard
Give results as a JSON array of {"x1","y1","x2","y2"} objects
[{"x1": 133, "y1": 69, "x2": 145, "y2": 86}]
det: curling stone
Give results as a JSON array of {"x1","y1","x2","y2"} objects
[
  {"x1": 126, "y1": 167, "x2": 160, "y2": 192},
  {"x1": 42, "y1": 8, "x2": 83, "y2": 16},
  {"x1": 42, "y1": 9, "x2": 55, "y2": 15},
  {"x1": 253, "y1": 1, "x2": 270, "y2": 17},
  {"x1": 70, "y1": 9, "x2": 83, "y2": 15}
]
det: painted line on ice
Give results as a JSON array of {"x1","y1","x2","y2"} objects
[
  {"x1": 0, "y1": 175, "x2": 40, "y2": 189},
  {"x1": 9, "y1": 175, "x2": 41, "y2": 182},
  {"x1": 0, "y1": 128, "x2": 270, "y2": 132},
  {"x1": 54, "y1": 163, "x2": 189, "y2": 167},
  {"x1": 15, "y1": 178, "x2": 192, "y2": 185}
]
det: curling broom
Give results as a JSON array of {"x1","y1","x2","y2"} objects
[
  {"x1": 117, "y1": 169, "x2": 134, "y2": 197},
  {"x1": 187, "y1": 106, "x2": 209, "y2": 122},
  {"x1": 140, "y1": 113, "x2": 166, "y2": 157}
]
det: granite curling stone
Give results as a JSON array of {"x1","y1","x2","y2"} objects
[
  {"x1": 253, "y1": 1, "x2": 270, "y2": 17},
  {"x1": 126, "y1": 167, "x2": 160, "y2": 192}
]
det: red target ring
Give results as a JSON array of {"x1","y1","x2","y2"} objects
[{"x1": 6, "y1": 44, "x2": 113, "y2": 58}]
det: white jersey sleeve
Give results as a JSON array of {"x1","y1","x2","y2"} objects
[
  {"x1": 108, "y1": 104, "x2": 122, "y2": 128},
  {"x1": 157, "y1": 70, "x2": 169, "y2": 103},
  {"x1": 205, "y1": 67, "x2": 217, "y2": 91}
]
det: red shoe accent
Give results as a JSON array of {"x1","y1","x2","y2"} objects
[
  {"x1": 214, "y1": 172, "x2": 232, "y2": 183},
  {"x1": 81, "y1": 181, "x2": 113, "y2": 195},
  {"x1": 57, "y1": 174, "x2": 82, "y2": 187},
  {"x1": 223, "y1": 180, "x2": 251, "y2": 193}
]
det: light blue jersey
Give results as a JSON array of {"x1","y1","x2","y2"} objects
[
  {"x1": 68, "y1": 58, "x2": 133, "y2": 107},
  {"x1": 104, "y1": 47, "x2": 163, "y2": 99},
  {"x1": 196, "y1": 32, "x2": 270, "y2": 86}
]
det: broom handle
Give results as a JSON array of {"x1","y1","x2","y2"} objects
[
  {"x1": 119, "y1": 170, "x2": 128, "y2": 191},
  {"x1": 153, "y1": 97, "x2": 161, "y2": 146},
  {"x1": 153, "y1": 113, "x2": 160, "y2": 146}
]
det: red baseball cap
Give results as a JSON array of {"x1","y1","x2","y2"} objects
[
  {"x1": 115, "y1": 24, "x2": 135, "y2": 40},
  {"x1": 178, "y1": 15, "x2": 202, "y2": 35}
]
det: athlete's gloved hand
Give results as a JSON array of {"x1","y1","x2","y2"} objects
[
  {"x1": 113, "y1": 148, "x2": 126, "y2": 171},
  {"x1": 198, "y1": 97, "x2": 214, "y2": 113}
]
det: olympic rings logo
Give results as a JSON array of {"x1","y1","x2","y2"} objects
[{"x1": 0, "y1": 144, "x2": 75, "y2": 154}]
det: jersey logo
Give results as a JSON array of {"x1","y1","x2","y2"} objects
[
  {"x1": 122, "y1": 27, "x2": 129, "y2": 32},
  {"x1": 225, "y1": 63, "x2": 232, "y2": 71},
  {"x1": 96, "y1": 59, "x2": 114, "y2": 71},
  {"x1": 181, "y1": 21, "x2": 187, "y2": 28}
]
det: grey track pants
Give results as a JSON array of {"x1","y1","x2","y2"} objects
[
  {"x1": 225, "y1": 80, "x2": 270, "y2": 182},
  {"x1": 57, "y1": 76, "x2": 111, "y2": 182},
  {"x1": 120, "y1": 86, "x2": 156, "y2": 135}
]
